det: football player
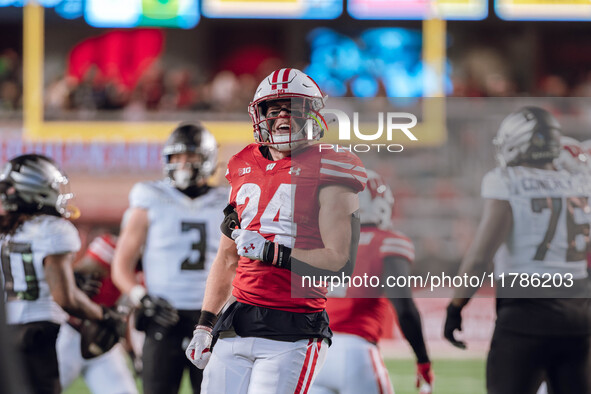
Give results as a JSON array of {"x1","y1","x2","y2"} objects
[
  {"x1": 186, "y1": 68, "x2": 367, "y2": 394},
  {"x1": 443, "y1": 107, "x2": 591, "y2": 394},
  {"x1": 0, "y1": 154, "x2": 124, "y2": 394},
  {"x1": 56, "y1": 233, "x2": 138, "y2": 394},
  {"x1": 112, "y1": 123, "x2": 226, "y2": 394},
  {"x1": 310, "y1": 170, "x2": 433, "y2": 394}
]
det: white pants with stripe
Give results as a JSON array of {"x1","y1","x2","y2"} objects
[
  {"x1": 56, "y1": 323, "x2": 138, "y2": 394},
  {"x1": 309, "y1": 333, "x2": 394, "y2": 394},
  {"x1": 202, "y1": 335, "x2": 327, "y2": 394}
]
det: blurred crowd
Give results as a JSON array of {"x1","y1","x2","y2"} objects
[
  {"x1": 45, "y1": 64, "x2": 259, "y2": 118},
  {"x1": 41, "y1": 66, "x2": 591, "y2": 116},
  {"x1": 2, "y1": 45, "x2": 591, "y2": 115},
  {"x1": 0, "y1": 49, "x2": 21, "y2": 112}
]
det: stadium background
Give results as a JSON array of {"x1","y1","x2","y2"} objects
[{"x1": 1, "y1": 1, "x2": 591, "y2": 393}]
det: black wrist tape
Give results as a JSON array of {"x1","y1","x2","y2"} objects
[
  {"x1": 197, "y1": 310, "x2": 218, "y2": 329},
  {"x1": 446, "y1": 303, "x2": 463, "y2": 316},
  {"x1": 262, "y1": 241, "x2": 292, "y2": 270}
]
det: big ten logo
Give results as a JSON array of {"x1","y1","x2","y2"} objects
[
  {"x1": 307, "y1": 109, "x2": 418, "y2": 142},
  {"x1": 239, "y1": 167, "x2": 252, "y2": 176}
]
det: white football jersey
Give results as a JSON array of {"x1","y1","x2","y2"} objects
[
  {"x1": 129, "y1": 181, "x2": 227, "y2": 310},
  {"x1": 482, "y1": 166, "x2": 591, "y2": 279},
  {"x1": 1, "y1": 215, "x2": 81, "y2": 325}
]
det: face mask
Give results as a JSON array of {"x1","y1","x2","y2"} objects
[{"x1": 173, "y1": 168, "x2": 193, "y2": 190}]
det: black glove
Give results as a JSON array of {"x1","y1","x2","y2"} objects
[
  {"x1": 80, "y1": 307, "x2": 127, "y2": 359},
  {"x1": 134, "y1": 294, "x2": 179, "y2": 332},
  {"x1": 74, "y1": 272, "x2": 102, "y2": 298},
  {"x1": 221, "y1": 204, "x2": 240, "y2": 238},
  {"x1": 101, "y1": 306, "x2": 128, "y2": 338},
  {"x1": 443, "y1": 303, "x2": 466, "y2": 349}
]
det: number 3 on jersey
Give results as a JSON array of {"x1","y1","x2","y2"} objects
[
  {"x1": 180, "y1": 222, "x2": 207, "y2": 271},
  {"x1": 236, "y1": 183, "x2": 296, "y2": 240}
]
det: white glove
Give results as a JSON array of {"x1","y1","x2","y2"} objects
[
  {"x1": 231, "y1": 229, "x2": 267, "y2": 261},
  {"x1": 185, "y1": 325, "x2": 213, "y2": 369},
  {"x1": 419, "y1": 383, "x2": 432, "y2": 394}
]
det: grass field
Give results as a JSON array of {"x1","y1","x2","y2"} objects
[{"x1": 64, "y1": 358, "x2": 486, "y2": 394}]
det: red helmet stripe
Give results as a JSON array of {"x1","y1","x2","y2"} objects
[
  {"x1": 271, "y1": 69, "x2": 280, "y2": 90},
  {"x1": 564, "y1": 145, "x2": 583, "y2": 158},
  {"x1": 281, "y1": 68, "x2": 292, "y2": 89}
]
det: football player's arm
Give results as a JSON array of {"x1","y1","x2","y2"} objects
[
  {"x1": 450, "y1": 198, "x2": 512, "y2": 306},
  {"x1": 72, "y1": 255, "x2": 106, "y2": 298},
  {"x1": 112, "y1": 207, "x2": 148, "y2": 301},
  {"x1": 201, "y1": 234, "x2": 239, "y2": 316},
  {"x1": 290, "y1": 184, "x2": 359, "y2": 272},
  {"x1": 75, "y1": 255, "x2": 109, "y2": 279},
  {"x1": 187, "y1": 234, "x2": 239, "y2": 368},
  {"x1": 444, "y1": 198, "x2": 511, "y2": 349},
  {"x1": 45, "y1": 252, "x2": 103, "y2": 321},
  {"x1": 383, "y1": 256, "x2": 430, "y2": 364}
]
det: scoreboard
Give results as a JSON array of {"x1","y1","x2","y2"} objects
[
  {"x1": 496, "y1": 0, "x2": 591, "y2": 21},
  {"x1": 202, "y1": 0, "x2": 342, "y2": 19},
  {"x1": 85, "y1": 0, "x2": 199, "y2": 28},
  {"x1": 4, "y1": 0, "x2": 591, "y2": 22},
  {"x1": 348, "y1": 0, "x2": 488, "y2": 20}
]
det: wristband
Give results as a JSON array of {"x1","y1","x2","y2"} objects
[
  {"x1": 197, "y1": 310, "x2": 218, "y2": 329},
  {"x1": 262, "y1": 241, "x2": 292, "y2": 270},
  {"x1": 194, "y1": 325, "x2": 213, "y2": 334},
  {"x1": 446, "y1": 303, "x2": 463, "y2": 316},
  {"x1": 129, "y1": 285, "x2": 147, "y2": 307}
]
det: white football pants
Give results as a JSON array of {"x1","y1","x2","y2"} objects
[
  {"x1": 56, "y1": 323, "x2": 138, "y2": 394},
  {"x1": 309, "y1": 333, "x2": 394, "y2": 394},
  {"x1": 202, "y1": 335, "x2": 328, "y2": 394}
]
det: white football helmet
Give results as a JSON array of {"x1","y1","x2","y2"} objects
[
  {"x1": 554, "y1": 136, "x2": 588, "y2": 174},
  {"x1": 359, "y1": 170, "x2": 395, "y2": 229},
  {"x1": 493, "y1": 106, "x2": 561, "y2": 167},
  {"x1": 248, "y1": 68, "x2": 327, "y2": 152}
]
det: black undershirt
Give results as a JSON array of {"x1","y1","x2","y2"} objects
[
  {"x1": 177, "y1": 184, "x2": 210, "y2": 199},
  {"x1": 259, "y1": 145, "x2": 272, "y2": 160}
]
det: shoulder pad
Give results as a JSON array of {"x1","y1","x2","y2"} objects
[
  {"x1": 129, "y1": 181, "x2": 162, "y2": 209},
  {"x1": 481, "y1": 168, "x2": 511, "y2": 200},
  {"x1": 319, "y1": 149, "x2": 367, "y2": 192},
  {"x1": 380, "y1": 230, "x2": 415, "y2": 263},
  {"x1": 38, "y1": 216, "x2": 81, "y2": 255}
]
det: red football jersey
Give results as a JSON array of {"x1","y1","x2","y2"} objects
[
  {"x1": 325, "y1": 226, "x2": 415, "y2": 343},
  {"x1": 85, "y1": 234, "x2": 121, "y2": 308},
  {"x1": 226, "y1": 143, "x2": 366, "y2": 313}
]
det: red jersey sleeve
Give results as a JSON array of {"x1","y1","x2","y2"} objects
[
  {"x1": 379, "y1": 230, "x2": 415, "y2": 264},
  {"x1": 225, "y1": 143, "x2": 260, "y2": 207},
  {"x1": 319, "y1": 148, "x2": 367, "y2": 192},
  {"x1": 85, "y1": 234, "x2": 118, "y2": 269}
]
